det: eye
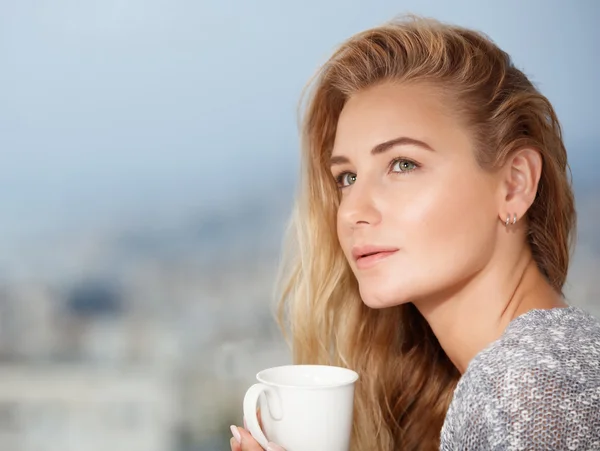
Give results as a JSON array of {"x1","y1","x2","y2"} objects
[
  {"x1": 336, "y1": 172, "x2": 356, "y2": 188},
  {"x1": 391, "y1": 159, "x2": 418, "y2": 173}
]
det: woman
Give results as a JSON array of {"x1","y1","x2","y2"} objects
[{"x1": 230, "y1": 15, "x2": 600, "y2": 451}]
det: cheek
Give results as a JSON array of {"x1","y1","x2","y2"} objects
[
  {"x1": 358, "y1": 175, "x2": 498, "y2": 306},
  {"x1": 390, "y1": 172, "x2": 496, "y2": 246}
]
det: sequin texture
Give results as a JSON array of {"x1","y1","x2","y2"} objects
[{"x1": 440, "y1": 306, "x2": 600, "y2": 450}]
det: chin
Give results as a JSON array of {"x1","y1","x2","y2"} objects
[{"x1": 358, "y1": 283, "x2": 414, "y2": 309}]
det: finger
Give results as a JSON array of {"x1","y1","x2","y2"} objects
[
  {"x1": 237, "y1": 426, "x2": 286, "y2": 451},
  {"x1": 230, "y1": 425, "x2": 243, "y2": 449},
  {"x1": 257, "y1": 407, "x2": 263, "y2": 429},
  {"x1": 230, "y1": 436, "x2": 242, "y2": 451},
  {"x1": 237, "y1": 426, "x2": 267, "y2": 451}
]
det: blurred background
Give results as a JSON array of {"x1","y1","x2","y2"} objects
[{"x1": 0, "y1": 0, "x2": 598, "y2": 450}]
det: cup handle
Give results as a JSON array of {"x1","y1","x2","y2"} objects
[{"x1": 243, "y1": 383, "x2": 282, "y2": 449}]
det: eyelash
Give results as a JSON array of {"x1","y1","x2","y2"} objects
[{"x1": 334, "y1": 157, "x2": 420, "y2": 188}]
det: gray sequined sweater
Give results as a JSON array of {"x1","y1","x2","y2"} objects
[{"x1": 440, "y1": 306, "x2": 600, "y2": 450}]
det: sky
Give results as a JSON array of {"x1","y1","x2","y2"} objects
[{"x1": 0, "y1": 0, "x2": 598, "y2": 235}]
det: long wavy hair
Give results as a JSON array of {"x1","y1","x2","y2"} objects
[{"x1": 275, "y1": 15, "x2": 576, "y2": 451}]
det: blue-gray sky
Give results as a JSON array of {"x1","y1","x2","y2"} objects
[{"x1": 0, "y1": 0, "x2": 598, "y2": 235}]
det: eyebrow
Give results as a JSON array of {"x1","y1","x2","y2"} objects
[{"x1": 329, "y1": 136, "x2": 435, "y2": 167}]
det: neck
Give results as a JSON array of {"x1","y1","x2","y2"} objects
[{"x1": 414, "y1": 245, "x2": 567, "y2": 374}]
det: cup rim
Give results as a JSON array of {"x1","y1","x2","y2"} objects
[{"x1": 256, "y1": 364, "x2": 359, "y2": 390}]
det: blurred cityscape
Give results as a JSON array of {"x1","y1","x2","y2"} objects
[
  {"x1": 1, "y1": 2, "x2": 598, "y2": 449},
  {"x1": 0, "y1": 165, "x2": 598, "y2": 450},
  {"x1": 0, "y1": 184, "x2": 295, "y2": 451}
]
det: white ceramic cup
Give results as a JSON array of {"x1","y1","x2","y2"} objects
[{"x1": 243, "y1": 364, "x2": 359, "y2": 451}]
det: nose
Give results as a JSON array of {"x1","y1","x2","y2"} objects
[{"x1": 338, "y1": 180, "x2": 382, "y2": 229}]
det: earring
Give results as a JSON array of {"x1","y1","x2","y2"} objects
[{"x1": 504, "y1": 213, "x2": 518, "y2": 227}]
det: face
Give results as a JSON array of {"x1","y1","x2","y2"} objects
[{"x1": 332, "y1": 82, "x2": 502, "y2": 309}]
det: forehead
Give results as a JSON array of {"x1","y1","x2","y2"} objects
[{"x1": 331, "y1": 82, "x2": 471, "y2": 157}]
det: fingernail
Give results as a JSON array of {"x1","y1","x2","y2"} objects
[
  {"x1": 230, "y1": 425, "x2": 241, "y2": 444},
  {"x1": 267, "y1": 443, "x2": 285, "y2": 451}
]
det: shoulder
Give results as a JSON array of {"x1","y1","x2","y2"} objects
[
  {"x1": 441, "y1": 306, "x2": 600, "y2": 450},
  {"x1": 472, "y1": 306, "x2": 600, "y2": 387}
]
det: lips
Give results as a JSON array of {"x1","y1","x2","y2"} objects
[{"x1": 351, "y1": 245, "x2": 399, "y2": 269}]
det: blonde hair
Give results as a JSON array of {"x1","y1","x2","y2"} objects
[{"x1": 276, "y1": 15, "x2": 576, "y2": 451}]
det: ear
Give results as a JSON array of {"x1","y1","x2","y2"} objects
[{"x1": 498, "y1": 147, "x2": 542, "y2": 225}]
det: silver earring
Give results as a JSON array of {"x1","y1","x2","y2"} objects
[
  {"x1": 512, "y1": 213, "x2": 518, "y2": 225},
  {"x1": 505, "y1": 214, "x2": 510, "y2": 226}
]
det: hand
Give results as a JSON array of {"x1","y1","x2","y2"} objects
[
  {"x1": 229, "y1": 411, "x2": 285, "y2": 451},
  {"x1": 229, "y1": 424, "x2": 285, "y2": 451}
]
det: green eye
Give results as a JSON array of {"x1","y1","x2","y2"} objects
[
  {"x1": 337, "y1": 172, "x2": 356, "y2": 187},
  {"x1": 392, "y1": 159, "x2": 417, "y2": 173}
]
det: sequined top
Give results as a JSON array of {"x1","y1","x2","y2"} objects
[{"x1": 440, "y1": 306, "x2": 600, "y2": 450}]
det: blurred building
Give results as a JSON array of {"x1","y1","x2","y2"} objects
[{"x1": 0, "y1": 365, "x2": 177, "y2": 451}]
